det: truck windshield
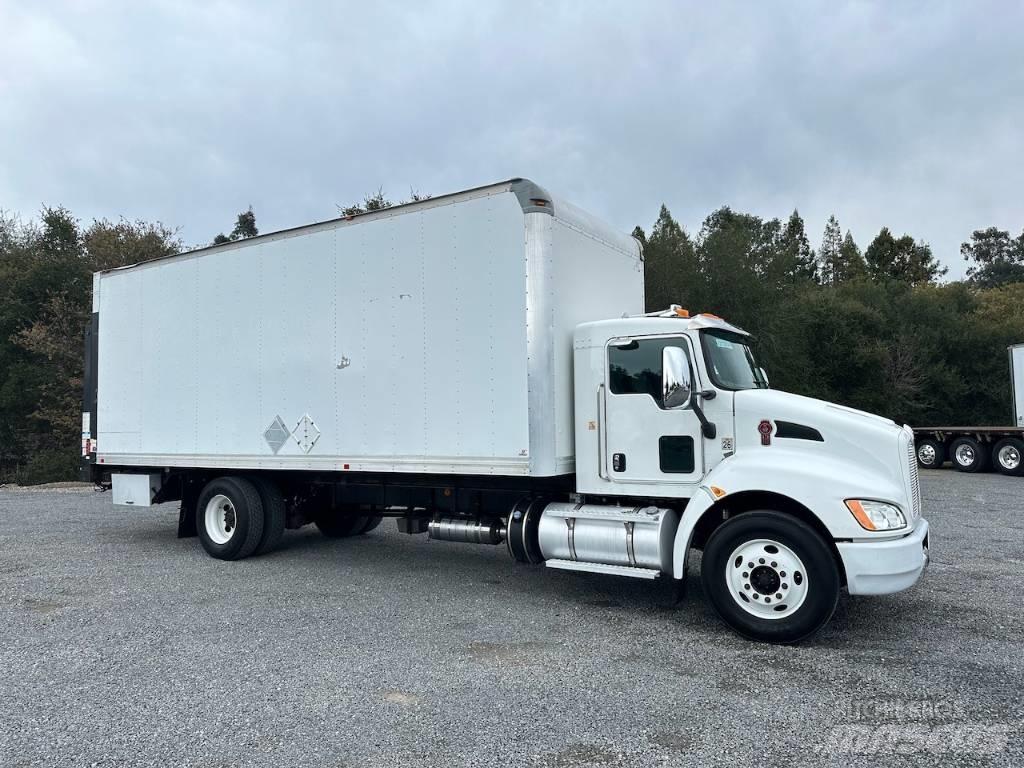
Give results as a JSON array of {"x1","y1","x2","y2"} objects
[{"x1": 700, "y1": 329, "x2": 768, "y2": 390}]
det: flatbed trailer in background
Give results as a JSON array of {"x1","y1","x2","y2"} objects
[{"x1": 912, "y1": 344, "x2": 1024, "y2": 476}]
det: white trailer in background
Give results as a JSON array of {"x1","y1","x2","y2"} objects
[
  {"x1": 912, "y1": 343, "x2": 1024, "y2": 476},
  {"x1": 83, "y1": 178, "x2": 929, "y2": 643}
]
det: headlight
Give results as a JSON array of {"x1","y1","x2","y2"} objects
[{"x1": 845, "y1": 499, "x2": 907, "y2": 531}]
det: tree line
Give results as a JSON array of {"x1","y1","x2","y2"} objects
[{"x1": 1, "y1": 195, "x2": 1022, "y2": 483}]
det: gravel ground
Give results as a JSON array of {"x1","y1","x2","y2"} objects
[{"x1": 0, "y1": 469, "x2": 1021, "y2": 767}]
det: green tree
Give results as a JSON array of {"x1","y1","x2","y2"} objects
[
  {"x1": 818, "y1": 215, "x2": 843, "y2": 285},
  {"x1": 777, "y1": 210, "x2": 817, "y2": 283},
  {"x1": 961, "y1": 227, "x2": 1024, "y2": 287},
  {"x1": 836, "y1": 230, "x2": 866, "y2": 282},
  {"x1": 0, "y1": 209, "x2": 179, "y2": 482},
  {"x1": 639, "y1": 205, "x2": 698, "y2": 311},
  {"x1": 213, "y1": 207, "x2": 258, "y2": 245},
  {"x1": 864, "y1": 227, "x2": 947, "y2": 286}
]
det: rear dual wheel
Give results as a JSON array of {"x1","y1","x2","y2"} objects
[
  {"x1": 950, "y1": 437, "x2": 989, "y2": 473},
  {"x1": 915, "y1": 438, "x2": 945, "y2": 469},
  {"x1": 197, "y1": 475, "x2": 286, "y2": 560},
  {"x1": 315, "y1": 505, "x2": 383, "y2": 538},
  {"x1": 993, "y1": 438, "x2": 1024, "y2": 476}
]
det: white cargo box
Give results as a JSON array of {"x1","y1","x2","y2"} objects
[{"x1": 92, "y1": 179, "x2": 643, "y2": 477}]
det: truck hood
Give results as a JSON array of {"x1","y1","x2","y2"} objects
[{"x1": 733, "y1": 388, "x2": 905, "y2": 455}]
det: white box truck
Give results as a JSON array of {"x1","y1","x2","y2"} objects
[
  {"x1": 82, "y1": 178, "x2": 929, "y2": 642},
  {"x1": 911, "y1": 343, "x2": 1024, "y2": 476}
]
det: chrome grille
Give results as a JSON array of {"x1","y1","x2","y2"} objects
[{"x1": 905, "y1": 437, "x2": 921, "y2": 521}]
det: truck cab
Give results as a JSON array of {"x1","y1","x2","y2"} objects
[{"x1": 561, "y1": 306, "x2": 930, "y2": 641}]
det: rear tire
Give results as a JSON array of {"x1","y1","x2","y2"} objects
[
  {"x1": 315, "y1": 503, "x2": 378, "y2": 538},
  {"x1": 196, "y1": 476, "x2": 265, "y2": 561},
  {"x1": 359, "y1": 514, "x2": 384, "y2": 534},
  {"x1": 950, "y1": 437, "x2": 989, "y2": 473},
  {"x1": 250, "y1": 476, "x2": 286, "y2": 554},
  {"x1": 915, "y1": 438, "x2": 945, "y2": 469},
  {"x1": 700, "y1": 511, "x2": 840, "y2": 644},
  {"x1": 992, "y1": 438, "x2": 1024, "y2": 477}
]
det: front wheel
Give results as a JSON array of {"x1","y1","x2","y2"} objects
[{"x1": 701, "y1": 511, "x2": 840, "y2": 643}]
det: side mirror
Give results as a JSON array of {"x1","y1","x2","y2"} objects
[{"x1": 662, "y1": 346, "x2": 691, "y2": 409}]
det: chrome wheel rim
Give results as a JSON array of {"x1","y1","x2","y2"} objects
[
  {"x1": 917, "y1": 444, "x2": 936, "y2": 465},
  {"x1": 998, "y1": 445, "x2": 1021, "y2": 470},
  {"x1": 204, "y1": 494, "x2": 236, "y2": 544},
  {"x1": 954, "y1": 444, "x2": 975, "y2": 466},
  {"x1": 725, "y1": 539, "x2": 808, "y2": 620}
]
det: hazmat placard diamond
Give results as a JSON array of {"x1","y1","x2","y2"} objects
[
  {"x1": 263, "y1": 415, "x2": 290, "y2": 454},
  {"x1": 293, "y1": 413, "x2": 321, "y2": 454}
]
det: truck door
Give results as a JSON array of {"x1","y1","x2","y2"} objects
[{"x1": 603, "y1": 335, "x2": 704, "y2": 485}]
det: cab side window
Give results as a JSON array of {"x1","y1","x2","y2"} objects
[{"x1": 608, "y1": 338, "x2": 689, "y2": 404}]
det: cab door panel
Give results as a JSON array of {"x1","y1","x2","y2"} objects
[{"x1": 603, "y1": 335, "x2": 704, "y2": 484}]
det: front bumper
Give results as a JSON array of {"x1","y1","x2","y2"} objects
[{"x1": 836, "y1": 518, "x2": 930, "y2": 595}]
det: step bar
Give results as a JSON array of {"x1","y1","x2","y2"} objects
[{"x1": 544, "y1": 558, "x2": 661, "y2": 580}]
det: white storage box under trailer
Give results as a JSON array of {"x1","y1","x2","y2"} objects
[{"x1": 84, "y1": 178, "x2": 930, "y2": 643}]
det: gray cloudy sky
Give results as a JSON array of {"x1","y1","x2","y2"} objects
[{"x1": 2, "y1": 1, "x2": 1022, "y2": 278}]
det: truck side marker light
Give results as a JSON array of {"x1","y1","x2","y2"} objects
[
  {"x1": 674, "y1": 307, "x2": 690, "y2": 318},
  {"x1": 710, "y1": 486, "x2": 727, "y2": 499},
  {"x1": 343, "y1": 463, "x2": 350, "y2": 470},
  {"x1": 845, "y1": 500, "x2": 875, "y2": 531}
]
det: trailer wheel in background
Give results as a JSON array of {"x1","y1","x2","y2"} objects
[
  {"x1": 992, "y1": 438, "x2": 1024, "y2": 476},
  {"x1": 196, "y1": 477, "x2": 265, "y2": 561},
  {"x1": 950, "y1": 437, "x2": 989, "y2": 473},
  {"x1": 915, "y1": 438, "x2": 946, "y2": 469},
  {"x1": 700, "y1": 511, "x2": 840, "y2": 644},
  {"x1": 250, "y1": 476, "x2": 286, "y2": 554}
]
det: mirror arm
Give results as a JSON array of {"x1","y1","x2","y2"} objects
[{"x1": 692, "y1": 397, "x2": 717, "y2": 440}]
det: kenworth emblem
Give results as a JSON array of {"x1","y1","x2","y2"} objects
[{"x1": 758, "y1": 419, "x2": 773, "y2": 446}]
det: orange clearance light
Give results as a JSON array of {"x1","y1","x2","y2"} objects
[
  {"x1": 710, "y1": 485, "x2": 727, "y2": 499},
  {"x1": 845, "y1": 500, "x2": 876, "y2": 531},
  {"x1": 674, "y1": 307, "x2": 690, "y2": 318},
  {"x1": 701, "y1": 312, "x2": 722, "y2": 320}
]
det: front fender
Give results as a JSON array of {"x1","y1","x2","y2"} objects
[{"x1": 671, "y1": 447, "x2": 906, "y2": 579}]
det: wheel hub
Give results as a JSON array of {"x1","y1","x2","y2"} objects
[
  {"x1": 749, "y1": 565, "x2": 781, "y2": 595},
  {"x1": 204, "y1": 494, "x2": 237, "y2": 545},
  {"x1": 726, "y1": 539, "x2": 809, "y2": 620},
  {"x1": 955, "y1": 444, "x2": 975, "y2": 465},
  {"x1": 918, "y1": 444, "x2": 935, "y2": 464},
  {"x1": 999, "y1": 445, "x2": 1020, "y2": 470}
]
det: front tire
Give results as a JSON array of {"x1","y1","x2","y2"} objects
[
  {"x1": 196, "y1": 476, "x2": 265, "y2": 560},
  {"x1": 916, "y1": 438, "x2": 945, "y2": 468},
  {"x1": 701, "y1": 511, "x2": 840, "y2": 644},
  {"x1": 950, "y1": 436, "x2": 989, "y2": 473},
  {"x1": 992, "y1": 438, "x2": 1024, "y2": 476}
]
